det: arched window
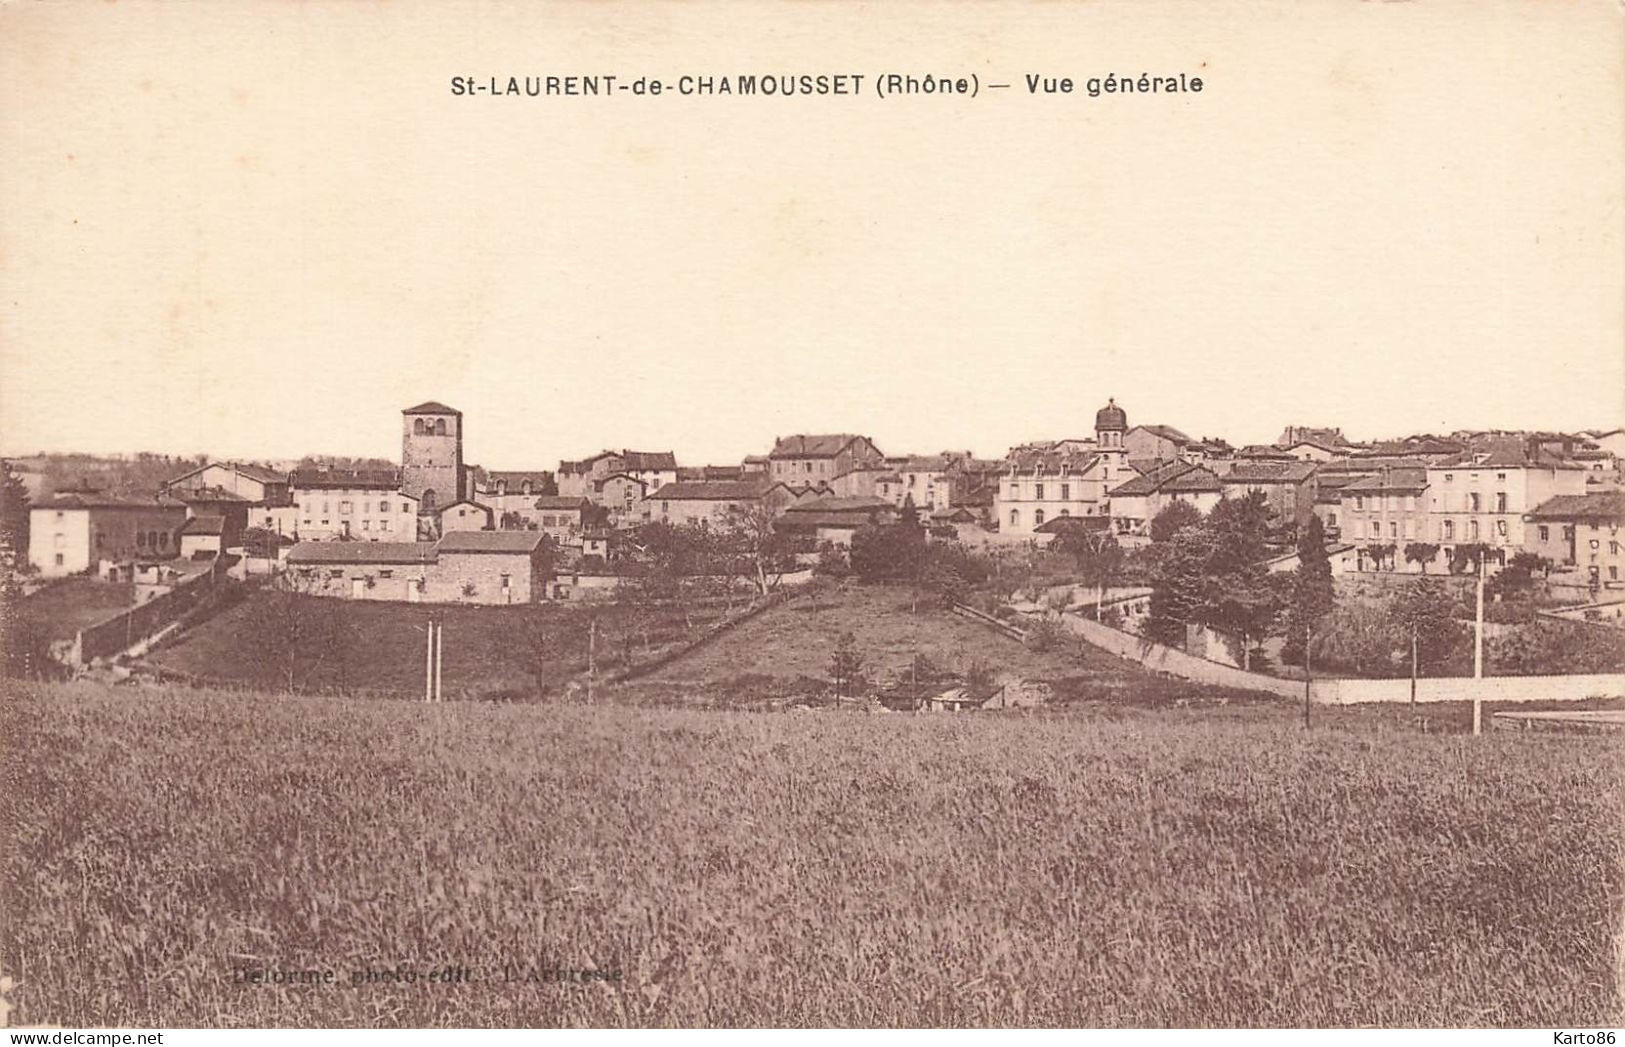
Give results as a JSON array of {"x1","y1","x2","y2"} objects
[
  {"x1": 433, "y1": 418, "x2": 447, "y2": 436},
  {"x1": 1034, "y1": 509, "x2": 1046, "y2": 526},
  {"x1": 521, "y1": 481, "x2": 532, "y2": 495},
  {"x1": 1009, "y1": 509, "x2": 1020, "y2": 527},
  {"x1": 413, "y1": 418, "x2": 427, "y2": 435},
  {"x1": 421, "y1": 489, "x2": 437, "y2": 510}
]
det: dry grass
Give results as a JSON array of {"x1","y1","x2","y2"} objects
[{"x1": 3, "y1": 679, "x2": 1621, "y2": 1027}]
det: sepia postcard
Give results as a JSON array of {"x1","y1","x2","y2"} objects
[{"x1": 1, "y1": 0, "x2": 1623, "y2": 1037}]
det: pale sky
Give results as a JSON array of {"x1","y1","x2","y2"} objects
[{"x1": 2, "y1": 1, "x2": 1621, "y2": 470}]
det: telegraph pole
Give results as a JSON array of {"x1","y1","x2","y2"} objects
[
  {"x1": 435, "y1": 616, "x2": 444, "y2": 703},
  {"x1": 1473, "y1": 553, "x2": 1486, "y2": 735},
  {"x1": 424, "y1": 616, "x2": 434, "y2": 703}
]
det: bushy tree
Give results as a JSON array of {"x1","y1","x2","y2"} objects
[
  {"x1": 1403, "y1": 542, "x2": 1440, "y2": 574},
  {"x1": 1150, "y1": 499, "x2": 1203, "y2": 544},
  {"x1": 0, "y1": 461, "x2": 31, "y2": 576},
  {"x1": 829, "y1": 631, "x2": 865, "y2": 700},
  {"x1": 1491, "y1": 621, "x2": 1625, "y2": 675},
  {"x1": 1282, "y1": 514, "x2": 1336, "y2": 666},
  {"x1": 1392, "y1": 576, "x2": 1466, "y2": 690}
]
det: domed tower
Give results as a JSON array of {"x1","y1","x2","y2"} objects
[
  {"x1": 1094, "y1": 398, "x2": 1128, "y2": 483},
  {"x1": 401, "y1": 401, "x2": 466, "y2": 511}
]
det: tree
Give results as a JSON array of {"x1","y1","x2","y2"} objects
[
  {"x1": 0, "y1": 460, "x2": 30, "y2": 577},
  {"x1": 1198, "y1": 492, "x2": 1282, "y2": 669},
  {"x1": 1068, "y1": 531, "x2": 1125, "y2": 621},
  {"x1": 246, "y1": 577, "x2": 355, "y2": 693},
  {"x1": 524, "y1": 605, "x2": 552, "y2": 701},
  {"x1": 1150, "y1": 500, "x2": 1203, "y2": 544},
  {"x1": 1144, "y1": 524, "x2": 1213, "y2": 645},
  {"x1": 1403, "y1": 542, "x2": 1440, "y2": 574},
  {"x1": 829, "y1": 631, "x2": 864, "y2": 702},
  {"x1": 1282, "y1": 514, "x2": 1336, "y2": 666},
  {"x1": 722, "y1": 503, "x2": 796, "y2": 599},
  {"x1": 1364, "y1": 543, "x2": 1397, "y2": 572},
  {"x1": 1392, "y1": 576, "x2": 1464, "y2": 701}
]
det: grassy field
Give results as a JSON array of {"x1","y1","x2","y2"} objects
[
  {"x1": 141, "y1": 588, "x2": 743, "y2": 700},
  {"x1": 11, "y1": 579, "x2": 135, "y2": 643},
  {"x1": 626, "y1": 582, "x2": 1261, "y2": 709},
  {"x1": 2, "y1": 680, "x2": 1620, "y2": 1027},
  {"x1": 138, "y1": 582, "x2": 1263, "y2": 709}
]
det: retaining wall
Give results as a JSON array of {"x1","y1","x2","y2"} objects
[{"x1": 1057, "y1": 611, "x2": 1625, "y2": 705}]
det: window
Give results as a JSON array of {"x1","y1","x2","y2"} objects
[
  {"x1": 340, "y1": 501, "x2": 352, "y2": 514},
  {"x1": 159, "y1": 533, "x2": 169, "y2": 549},
  {"x1": 1009, "y1": 485, "x2": 1018, "y2": 499},
  {"x1": 500, "y1": 573, "x2": 511, "y2": 588},
  {"x1": 329, "y1": 568, "x2": 343, "y2": 578},
  {"x1": 379, "y1": 569, "x2": 393, "y2": 579},
  {"x1": 1060, "y1": 483, "x2": 1070, "y2": 500},
  {"x1": 1405, "y1": 495, "x2": 1416, "y2": 512},
  {"x1": 380, "y1": 500, "x2": 389, "y2": 513},
  {"x1": 1496, "y1": 520, "x2": 1507, "y2": 537},
  {"x1": 380, "y1": 520, "x2": 390, "y2": 532},
  {"x1": 401, "y1": 502, "x2": 410, "y2": 513},
  {"x1": 1468, "y1": 493, "x2": 1480, "y2": 512},
  {"x1": 54, "y1": 553, "x2": 63, "y2": 566},
  {"x1": 1538, "y1": 525, "x2": 1549, "y2": 541},
  {"x1": 1370, "y1": 521, "x2": 1380, "y2": 538},
  {"x1": 1034, "y1": 509, "x2": 1046, "y2": 526},
  {"x1": 1390, "y1": 522, "x2": 1398, "y2": 538},
  {"x1": 1444, "y1": 474, "x2": 1453, "y2": 482},
  {"x1": 1469, "y1": 520, "x2": 1480, "y2": 540},
  {"x1": 1494, "y1": 493, "x2": 1507, "y2": 513},
  {"x1": 1611, "y1": 542, "x2": 1619, "y2": 555},
  {"x1": 362, "y1": 520, "x2": 371, "y2": 531},
  {"x1": 1009, "y1": 509, "x2": 1020, "y2": 527},
  {"x1": 1496, "y1": 472, "x2": 1506, "y2": 481},
  {"x1": 137, "y1": 531, "x2": 147, "y2": 548},
  {"x1": 1354, "y1": 496, "x2": 1364, "y2": 511},
  {"x1": 1328, "y1": 512, "x2": 1337, "y2": 527},
  {"x1": 1443, "y1": 520, "x2": 1455, "y2": 540}
]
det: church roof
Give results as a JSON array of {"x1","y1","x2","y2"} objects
[{"x1": 402, "y1": 401, "x2": 461, "y2": 415}]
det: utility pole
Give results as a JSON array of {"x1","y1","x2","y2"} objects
[
  {"x1": 587, "y1": 616, "x2": 597, "y2": 704},
  {"x1": 1409, "y1": 628, "x2": 1418, "y2": 708},
  {"x1": 435, "y1": 616, "x2": 444, "y2": 703},
  {"x1": 1473, "y1": 552, "x2": 1486, "y2": 736},
  {"x1": 1302, "y1": 623, "x2": 1312, "y2": 730},
  {"x1": 424, "y1": 617, "x2": 434, "y2": 703}
]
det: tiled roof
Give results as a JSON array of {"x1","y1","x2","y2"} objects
[
  {"x1": 1323, "y1": 456, "x2": 1430, "y2": 473},
  {"x1": 1109, "y1": 461, "x2": 1221, "y2": 497},
  {"x1": 35, "y1": 492, "x2": 185, "y2": 510},
  {"x1": 621, "y1": 450, "x2": 677, "y2": 471},
  {"x1": 1160, "y1": 467, "x2": 1224, "y2": 493},
  {"x1": 174, "y1": 485, "x2": 254, "y2": 503},
  {"x1": 1132, "y1": 424, "x2": 1192, "y2": 445},
  {"x1": 287, "y1": 541, "x2": 437, "y2": 566},
  {"x1": 1525, "y1": 492, "x2": 1625, "y2": 522},
  {"x1": 484, "y1": 470, "x2": 553, "y2": 486},
  {"x1": 528, "y1": 495, "x2": 590, "y2": 510},
  {"x1": 774, "y1": 511, "x2": 883, "y2": 530},
  {"x1": 1221, "y1": 461, "x2": 1319, "y2": 483},
  {"x1": 784, "y1": 495, "x2": 893, "y2": 514},
  {"x1": 166, "y1": 461, "x2": 289, "y2": 487},
  {"x1": 402, "y1": 401, "x2": 460, "y2": 415},
  {"x1": 180, "y1": 514, "x2": 226, "y2": 535},
  {"x1": 769, "y1": 434, "x2": 872, "y2": 459},
  {"x1": 1432, "y1": 448, "x2": 1584, "y2": 470},
  {"x1": 648, "y1": 478, "x2": 774, "y2": 501},
  {"x1": 1339, "y1": 469, "x2": 1429, "y2": 494},
  {"x1": 288, "y1": 469, "x2": 402, "y2": 490},
  {"x1": 1007, "y1": 449, "x2": 1101, "y2": 474},
  {"x1": 436, "y1": 530, "x2": 546, "y2": 554}
]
